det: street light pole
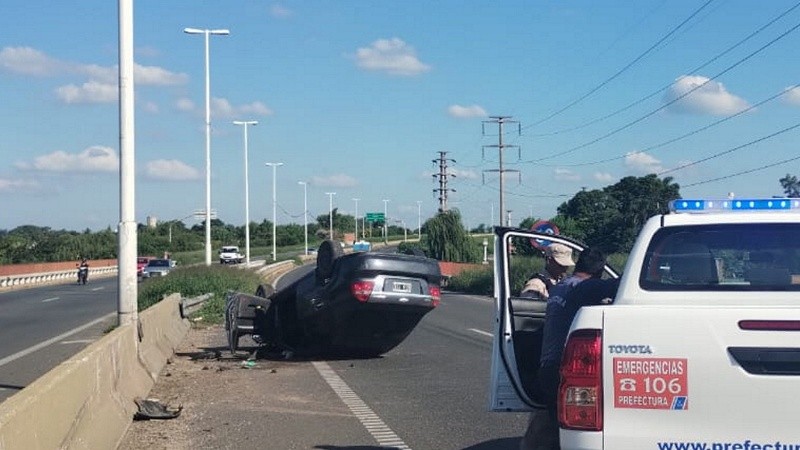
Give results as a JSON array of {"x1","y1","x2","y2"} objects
[
  {"x1": 352, "y1": 198, "x2": 360, "y2": 243},
  {"x1": 265, "y1": 162, "x2": 283, "y2": 261},
  {"x1": 233, "y1": 120, "x2": 257, "y2": 266},
  {"x1": 416, "y1": 200, "x2": 422, "y2": 241},
  {"x1": 382, "y1": 199, "x2": 390, "y2": 244},
  {"x1": 325, "y1": 192, "x2": 336, "y2": 239},
  {"x1": 298, "y1": 181, "x2": 308, "y2": 255},
  {"x1": 184, "y1": 27, "x2": 229, "y2": 266}
]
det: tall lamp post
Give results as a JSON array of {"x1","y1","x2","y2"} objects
[
  {"x1": 265, "y1": 162, "x2": 283, "y2": 261},
  {"x1": 233, "y1": 120, "x2": 257, "y2": 266},
  {"x1": 382, "y1": 199, "x2": 390, "y2": 244},
  {"x1": 184, "y1": 27, "x2": 230, "y2": 266},
  {"x1": 298, "y1": 181, "x2": 308, "y2": 255},
  {"x1": 416, "y1": 200, "x2": 422, "y2": 241},
  {"x1": 352, "y1": 198, "x2": 360, "y2": 243},
  {"x1": 325, "y1": 192, "x2": 336, "y2": 239}
]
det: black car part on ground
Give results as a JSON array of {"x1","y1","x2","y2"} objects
[{"x1": 225, "y1": 240, "x2": 442, "y2": 357}]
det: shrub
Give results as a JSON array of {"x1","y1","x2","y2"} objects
[
  {"x1": 446, "y1": 266, "x2": 493, "y2": 295},
  {"x1": 137, "y1": 265, "x2": 263, "y2": 323}
]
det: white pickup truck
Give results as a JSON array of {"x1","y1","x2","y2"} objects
[
  {"x1": 219, "y1": 246, "x2": 244, "y2": 264},
  {"x1": 490, "y1": 198, "x2": 800, "y2": 449}
]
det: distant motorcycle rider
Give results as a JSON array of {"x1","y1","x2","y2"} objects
[{"x1": 77, "y1": 258, "x2": 89, "y2": 284}]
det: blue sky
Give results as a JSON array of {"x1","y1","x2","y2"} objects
[{"x1": 2, "y1": 1, "x2": 800, "y2": 232}]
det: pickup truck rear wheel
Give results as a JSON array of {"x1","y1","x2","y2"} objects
[{"x1": 315, "y1": 239, "x2": 344, "y2": 284}]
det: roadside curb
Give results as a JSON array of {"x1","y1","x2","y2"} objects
[{"x1": 0, "y1": 295, "x2": 189, "y2": 449}]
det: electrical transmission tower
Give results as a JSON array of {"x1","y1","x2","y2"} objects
[
  {"x1": 432, "y1": 151, "x2": 456, "y2": 213},
  {"x1": 483, "y1": 116, "x2": 521, "y2": 227}
]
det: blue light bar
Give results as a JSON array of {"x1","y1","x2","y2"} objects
[{"x1": 669, "y1": 198, "x2": 800, "y2": 213}]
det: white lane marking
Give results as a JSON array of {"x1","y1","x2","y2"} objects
[
  {"x1": 91, "y1": 287, "x2": 104, "y2": 292},
  {"x1": 469, "y1": 328, "x2": 493, "y2": 338},
  {"x1": 0, "y1": 313, "x2": 115, "y2": 369},
  {"x1": 313, "y1": 361, "x2": 411, "y2": 450},
  {"x1": 60, "y1": 339, "x2": 95, "y2": 345},
  {"x1": 42, "y1": 297, "x2": 60, "y2": 303}
]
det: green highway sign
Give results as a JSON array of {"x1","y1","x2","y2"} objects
[{"x1": 365, "y1": 212, "x2": 385, "y2": 222}]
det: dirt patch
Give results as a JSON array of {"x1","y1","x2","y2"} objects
[{"x1": 117, "y1": 324, "x2": 314, "y2": 450}]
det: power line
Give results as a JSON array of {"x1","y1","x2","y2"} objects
[
  {"x1": 527, "y1": 0, "x2": 800, "y2": 138},
  {"x1": 683, "y1": 154, "x2": 800, "y2": 188},
  {"x1": 530, "y1": 19, "x2": 800, "y2": 163},
  {"x1": 552, "y1": 84, "x2": 798, "y2": 168},
  {"x1": 657, "y1": 121, "x2": 800, "y2": 176},
  {"x1": 525, "y1": 0, "x2": 716, "y2": 129}
]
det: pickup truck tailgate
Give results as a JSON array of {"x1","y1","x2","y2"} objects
[{"x1": 600, "y1": 305, "x2": 800, "y2": 448}]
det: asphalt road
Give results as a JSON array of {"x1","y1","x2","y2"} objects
[
  {"x1": 0, "y1": 277, "x2": 118, "y2": 402},
  {"x1": 321, "y1": 292, "x2": 530, "y2": 449}
]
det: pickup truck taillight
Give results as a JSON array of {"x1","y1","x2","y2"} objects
[
  {"x1": 350, "y1": 281, "x2": 374, "y2": 302},
  {"x1": 428, "y1": 286, "x2": 441, "y2": 307},
  {"x1": 559, "y1": 329, "x2": 603, "y2": 431}
]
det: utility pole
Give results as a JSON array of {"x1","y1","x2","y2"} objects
[
  {"x1": 432, "y1": 151, "x2": 456, "y2": 213},
  {"x1": 482, "y1": 116, "x2": 521, "y2": 227}
]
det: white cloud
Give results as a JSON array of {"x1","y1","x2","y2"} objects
[
  {"x1": 311, "y1": 174, "x2": 358, "y2": 188},
  {"x1": 56, "y1": 81, "x2": 117, "y2": 104},
  {"x1": 197, "y1": 97, "x2": 273, "y2": 119},
  {"x1": 0, "y1": 177, "x2": 40, "y2": 193},
  {"x1": 554, "y1": 168, "x2": 581, "y2": 182},
  {"x1": 143, "y1": 101, "x2": 159, "y2": 113},
  {"x1": 354, "y1": 38, "x2": 431, "y2": 76},
  {"x1": 448, "y1": 104, "x2": 487, "y2": 118},
  {"x1": 16, "y1": 146, "x2": 118, "y2": 173},
  {"x1": 450, "y1": 168, "x2": 479, "y2": 180},
  {"x1": 145, "y1": 159, "x2": 201, "y2": 181},
  {"x1": 784, "y1": 86, "x2": 800, "y2": 106},
  {"x1": 1, "y1": 46, "x2": 187, "y2": 87},
  {"x1": 270, "y1": 3, "x2": 293, "y2": 18},
  {"x1": 176, "y1": 98, "x2": 195, "y2": 112},
  {"x1": 134, "y1": 64, "x2": 189, "y2": 86},
  {"x1": 0, "y1": 46, "x2": 62, "y2": 76},
  {"x1": 664, "y1": 75, "x2": 750, "y2": 115},
  {"x1": 624, "y1": 151, "x2": 664, "y2": 174},
  {"x1": 593, "y1": 172, "x2": 615, "y2": 183}
]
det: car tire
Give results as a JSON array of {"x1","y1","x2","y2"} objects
[
  {"x1": 315, "y1": 239, "x2": 344, "y2": 284},
  {"x1": 225, "y1": 294, "x2": 241, "y2": 354},
  {"x1": 255, "y1": 284, "x2": 275, "y2": 299}
]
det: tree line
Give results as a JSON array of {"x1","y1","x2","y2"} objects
[{"x1": 2, "y1": 174, "x2": 797, "y2": 265}]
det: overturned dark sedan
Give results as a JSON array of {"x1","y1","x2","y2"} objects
[{"x1": 225, "y1": 240, "x2": 442, "y2": 357}]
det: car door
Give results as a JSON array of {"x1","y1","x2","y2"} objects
[{"x1": 489, "y1": 226, "x2": 619, "y2": 411}]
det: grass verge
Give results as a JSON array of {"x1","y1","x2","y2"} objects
[{"x1": 137, "y1": 265, "x2": 265, "y2": 324}]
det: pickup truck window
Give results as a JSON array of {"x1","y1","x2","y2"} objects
[{"x1": 640, "y1": 223, "x2": 800, "y2": 291}]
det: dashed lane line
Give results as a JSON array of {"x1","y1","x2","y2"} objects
[
  {"x1": 313, "y1": 361, "x2": 411, "y2": 450},
  {"x1": 42, "y1": 297, "x2": 60, "y2": 303},
  {"x1": 469, "y1": 328, "x2": 493, "y2": 338},
  {"x1": 0, "y1": 313, "x2": 115, "y2": 369}
]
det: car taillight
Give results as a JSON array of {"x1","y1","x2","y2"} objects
[
  {"x1": 350, "y1": 281, "x2": 374, "y2": 302},
  {"x1": 428, "y1": 286, "x2": 441, "y2": 307},
  {"x1": 559, "y1": 329, "x2": 602, "y2": 431}
]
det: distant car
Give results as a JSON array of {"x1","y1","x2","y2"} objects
[
  {"x1": 226, "y1": 240, "x2": 442, "y2": 357},
  {"x1": 136, "y1": 257, "x2": 149, "y2": 276},
  {"x1": 142, "y1": 259, "x2": 172, "y2": 278},
  {"x1": 219, "y1": 246, "x2": 244, "y2": 264}
]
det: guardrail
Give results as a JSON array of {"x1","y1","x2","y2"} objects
[{"x1": 0, "y1": 266, "x2": 118, "y2": 290}]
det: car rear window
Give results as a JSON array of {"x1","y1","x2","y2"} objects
[
  {"x1": 148, "y1": 259, "x2": 170, "y2": 267},
  {"x1": 640, "y1": 223, "x2": 800, "y2": 291}
]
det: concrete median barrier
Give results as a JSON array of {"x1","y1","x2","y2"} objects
[{"x1": 0, "y1": 295, "x2": 189, "y2": 450}]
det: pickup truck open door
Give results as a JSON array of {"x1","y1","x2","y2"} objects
[{"x1": 489, "y1": 227, "x2": 619, "y2": 412}]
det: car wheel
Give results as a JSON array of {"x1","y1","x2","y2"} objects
[
  {"x1": 315, "y1": 239, "x2": 344, "y2": 284},
  {"x1": 225, "y1": 295, "x2": 240, "y2": 354},
  {"x1": 255, "y1": 284, "x2": 275, "y2": 299}
]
